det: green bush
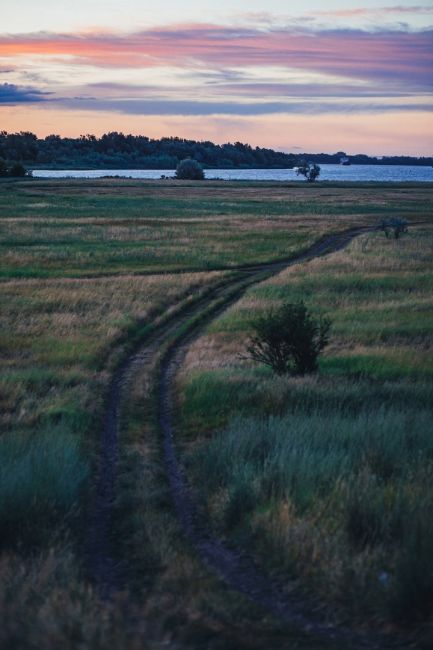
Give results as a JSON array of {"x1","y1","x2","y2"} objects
[
  {"x1": 0, "y1": 159, "x2": 29, "y2": 177},
  {"x1": 295, "y1": 160, "x2": 321, "y2": 182},
  {"x1": 8, "y1": 162, "x2": 27, "y2": 177},
  {"x1": 246, "y1": 301, "x2": 331, "y2": 375},
  {"x1": 175, "y1": 158, "x2": 205, "y2": 180},
  {"x1": 380, "y1": 218, "x2": 408, "y2": 239},
  {"x1": 0, "y1": 427, "x2": 89, "y2": 550}
]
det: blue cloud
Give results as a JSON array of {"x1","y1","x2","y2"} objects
[
  {"x1": 61, "y1": 97, "x2": 433, "y2": 116},
  {"x1": 0, "y1": 83, "x2": 52, "y2": 103}
]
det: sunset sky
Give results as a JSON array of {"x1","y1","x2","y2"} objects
[{"x1": 1, "y1": 1, "x2": 432, "y2": 155}]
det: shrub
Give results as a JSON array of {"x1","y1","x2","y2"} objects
[
  {"x1": 8, "y1": 162, "x2": 27, "y2": 177},
  {"x1": 0, "y1": 160, "x2": 29, "y2": 177},
  {"x1": 380, "y1": 218, "x2": 408, "y2": 239},
  {"x1": 175, "y1": 158, "x2": 205, "y2": 180},
  {"x1": 296, "y1": 160, "x2": 321, "y2": 182},
  {"x1": 246, "y1": 301, "x2": 331, "y2": 375}
]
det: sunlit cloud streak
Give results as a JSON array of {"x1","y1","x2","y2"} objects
[
  {"x1": 1, "y1": 25, "x2": 432, "y2": 89},
  {"x1": 66, "y1": 80, "x2": 429, "y2": 100},
  {"x1": 57, "y1": 97, "x2": 433, "y2": 115}
]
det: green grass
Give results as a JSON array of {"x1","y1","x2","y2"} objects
[
  {"x1": 191, "y1": 407, "x2": 433, "y2": 515},
  {"x1": 177, "y1": 225, "x2": 433, "y2": 635},
  {"x1": 0, "y1": 271, "x2": 223, "y2": 444},
  {"x1": 1, "y1": 179, "x2": 432, "y2": 646},
  {"x1": 1, "y1": 179, "x2": 431, "y2": 278},
  {"x1": 0, "y1": 426, "x2": 89, "y2": 550}
]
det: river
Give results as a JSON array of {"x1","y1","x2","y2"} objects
[{"x1": 32, "y1": 164, "x2": 433, "y2": 182}]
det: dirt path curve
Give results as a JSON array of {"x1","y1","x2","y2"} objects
[{"x1": 88, "y1": 225, "x2": 404, "y2": 647}]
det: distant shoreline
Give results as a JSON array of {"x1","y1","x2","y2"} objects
[
  {"x1": 28, "y1": 162, "x2": 433, "y2": 171},
  {"x1": 2, "y1": 132, "x2": 431, "y2": 172},
  {"x1": 29, "y1": 165, "x2": 433, "y2": 183}
]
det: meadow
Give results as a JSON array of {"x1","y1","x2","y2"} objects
[
  {"x1": 1, "y1": 179, "x2": 430, "y2": 278},
  {"x1": 178, "y1": 226, "x2": 433, "y2": 636},
  {"x1": 0, "y1": 177, "x2": 432, "y2": 648}
]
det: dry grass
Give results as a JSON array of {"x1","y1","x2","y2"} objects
[
  {"x1": 1, "y1": 271, "x2": 223, "y2": 440},
  {"x1": 181, "y1": 225, "x2": 433, "y2": 378}
]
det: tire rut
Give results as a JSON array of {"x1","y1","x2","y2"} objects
[
  {"x1": 88, "y1": 225, "x2": 406, "y2": 647},
  {"x1": 157, "y1": 226, "x2": 407, "y2": 649}
]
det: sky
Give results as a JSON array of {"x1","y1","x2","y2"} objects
[{"x1": 1, "y1": 1, "x2": 433, "y2": 155}]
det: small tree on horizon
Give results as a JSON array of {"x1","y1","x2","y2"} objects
[
  {"x1": 380, "y1": 218, "x2": 408, "y2": 239},
  {"x1": 246, "y1": 301, "x2": 331, "y2": 375},
  {"x1": 0, "y1": 159, "x2": 30, "y2": 178},
  {"x1": 296, "y1": 160, "x2": 321, "y2": 182},
  {"x1": 175, "y1": 158, "x2": 205, "y2": 180},
  {"x1": 9, "y1": 162, "x2": 27, "y2": 177}
]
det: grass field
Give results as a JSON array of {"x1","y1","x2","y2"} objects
[
  {"x1": 177, "y1": 225, "x2": 433, "y2": 635},
  {"x1": 1, "y1": 179, "x2": 431, "y2": 278},
  {"x1": 0, "y1": 177, "x2": 432, "y2": 648}
]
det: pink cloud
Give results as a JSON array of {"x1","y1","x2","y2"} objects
[{"x1": 0, "y1": 24, "x2": 431, "y2": 89}]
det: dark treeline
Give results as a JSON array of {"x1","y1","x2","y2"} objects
[
  {"x1": 0, "y1": 131, "x2": 431, "y2": 169},
  {"x1": 301, "y1": 151, "x2": 433, "y2": 166},
  {"x1": 0, "y1": 131, "x2": 297, "y2": 169}
]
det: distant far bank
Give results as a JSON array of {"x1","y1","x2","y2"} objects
[{"x1": 1, "y1": 131, "x2": 432, "y2": 170}]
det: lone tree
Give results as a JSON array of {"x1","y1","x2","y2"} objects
[
  {"x1": 9, "y1": 162, "x2": 27, "y2": 177},
  {"x1": 175, "y1": 158, "x2": 205, "y2": 180},
  {"x1": 246, "y1": 301, "x2": 331, "y2": 375},
  {"x1": 296, "y1": 160, "x2": 321, "y2": 182},
  {"x1": 0, "y1": 159, "x2": 29, "y2": 177},
  {"x1": 380, "y1": 218, "x2": 408, "y2": 239}
]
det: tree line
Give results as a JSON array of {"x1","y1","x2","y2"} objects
[
  {"x1": 0, "y1": 131, "x2": 432, "y2": 169},
  {"x1": 0, "y1": 131, "x2": 297, "y2": 169},
  {"x1": 0, "y1": 131, "x2": 431, "y2": 170}
]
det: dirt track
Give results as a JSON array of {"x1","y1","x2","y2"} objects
[{"x1": 87, "y1": 225, "x2": 407, "y2": 648}]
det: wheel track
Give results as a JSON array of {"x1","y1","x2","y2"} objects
[{"x1": 88, "y1": 225, "x2": 408, "y2": 647}]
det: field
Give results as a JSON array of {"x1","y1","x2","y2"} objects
[
  {"x1": 0, "y1": 177, "x2": 432, "y2": 649},
  {"x1": 178, "y1": 227, "x2": 433, "y2": 627}
]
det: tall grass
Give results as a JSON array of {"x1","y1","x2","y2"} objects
[
  {"x1": 190, "y1": 406, "x2": 433, "y2": 624},
  {"x1": 180, "y1": 368, "x2": 433, "y2": 434},
  {"x1": 0, "y1": 426, "x2": 89, "y2": 549},
  {"x1": 192, "y1": 407, "x2": 433, "y2": 514},
  {"x1": 178, "y1": 226, "x2": 433, "y2": 631}
]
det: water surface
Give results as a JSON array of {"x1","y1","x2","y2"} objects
[{"x1": 33, "y1": 164, "x2": 433, "y2": 183}]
